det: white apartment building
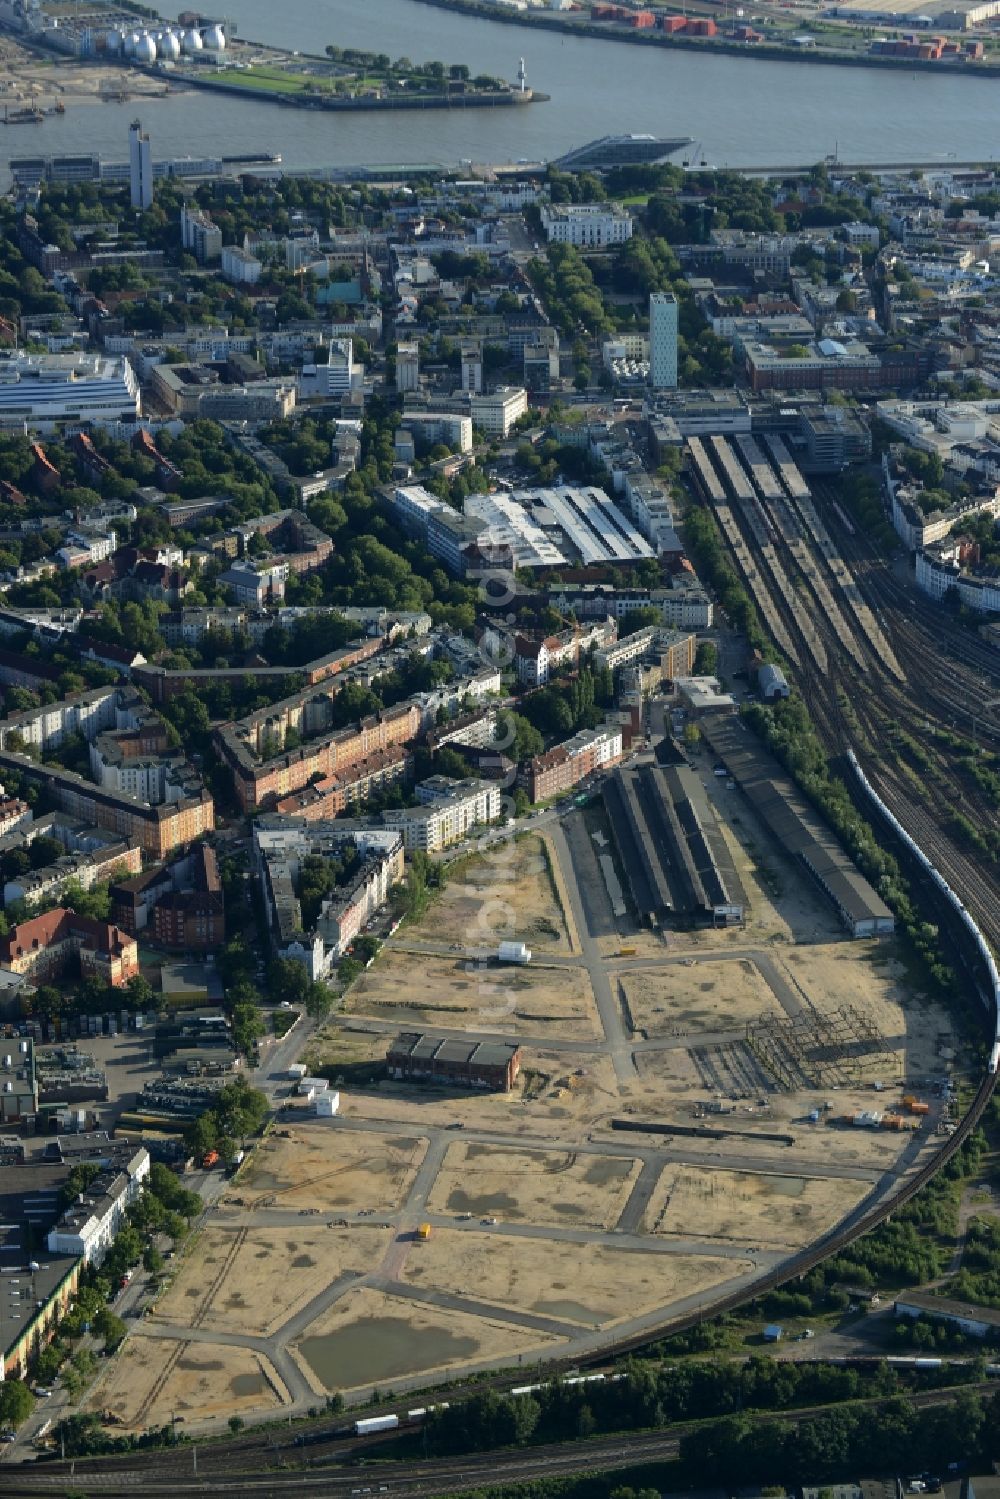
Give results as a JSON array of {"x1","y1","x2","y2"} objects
[
  {"x1": 180, "y1": 204, "x2": 222, "y2": 264},
  {"x1": 470, "y1": 386, "x2": 528, "y2": 437},
  {"x1": 843, "y1": 221, "x2": 881, "y2": 247},
  {"x1": 396, "y1": 341, "x2": 421, "y2": 393},
  {"x1": 0, "y1": 685, "x2": 122, "y2": 755},
  {"x1": 400, "y1": 410, "x2": 473, "y2": 452},
  {"x1": 393, "y1": 484, "x2": 448, "y2": 534},
  {"x1": 595, "y1": 626, "x2": 661, "y2": 674},
  {"x1": 383, "y1": 777, "x2": 501, "y2": 853},
  {"x1": 47, "y1": 1148, "x2": 150, "y2": 1264},
  {"x1": 657, "y1": 582, "x2": 714, "y2": 630},
  {"x1": 540, "y1": 203, "x2": 634, "y2": 248},
  {"x1": 221, "y1": 244, "x2": 263, "y2": 285},
  {"x1": 916, "y1": 542, "x2": 1000, "y2": 613},
  {"x1": 219, "y1": 560, "x2": 289, "y2": 607},
  {"x1": 300, "y1": 338, "x2": 354, "y2": 398}
]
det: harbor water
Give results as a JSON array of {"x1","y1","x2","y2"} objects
[{"x1": 2, "y1": 0, "x2": 998, "y2": 179}]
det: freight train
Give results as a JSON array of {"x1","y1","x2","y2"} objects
[{"x1": 847, "y1": 750, "x2": 1000, "y2": 1075}]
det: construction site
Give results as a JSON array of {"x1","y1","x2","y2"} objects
[{"x1": 79, "y1": 791, "x2": 964, "y2": 1434}]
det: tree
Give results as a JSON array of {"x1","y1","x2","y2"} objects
[
  {"x1": 0, "y1": 1379, "x2": 33, "y2": 1426},
  {"x1": 125, "y1": 974, "x2": 155, "y2": 1010},
  {"x1": 93, "y1": 1307, "x2": 127, "y2": 1353},
  {"x1": 143, "y1": 1245, "x2": 164, "y2": 1276}
]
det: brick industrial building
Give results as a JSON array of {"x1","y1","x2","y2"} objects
[{"x1": 387, "y1": 1033, "x2": 522, "y2": 1092}]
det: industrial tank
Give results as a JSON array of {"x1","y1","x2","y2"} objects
[
  {"x1": 133, "y1": 33, "x2": 156, "y2": 64},
  {"x1": 158, "y1": 30, "x2": 180, "y2": 60},
  {"x1": 104, "y1": 29, "x2": 123, "y2": 54},
  {"x1": 182, "y1": 27, "x2": 204, "y2": 53},
  {"x1": 203, "y1": 24, "x2": 225, "y2": 50}
]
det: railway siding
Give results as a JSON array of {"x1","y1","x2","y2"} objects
[
  {"x1": 734, "y1": 436, "x2": 867, "y2": 674},
  {"x1": 686, "y1": 437, "x2": 800, "y2": 666},
  {"x1": 707, "y1": 435, "x2": 828, "y2": 675},
  {"x1": 770, "y1": 444, "x2": 904, "y2": 681}
]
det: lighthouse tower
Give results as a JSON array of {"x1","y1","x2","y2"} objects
[{"x1": 518, "y1": 56, "x2": 527, "y2": 93}]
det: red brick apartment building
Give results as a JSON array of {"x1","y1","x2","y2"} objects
[
  {"x1": 152, "y1": 845, "x2": 224, "y2": 950},
  {"x1": 521, "y1": 723, "x2": 624, "y2": 804},
  {"x1": 0, "y1": 908, "x2": 139, "y2": 987}
]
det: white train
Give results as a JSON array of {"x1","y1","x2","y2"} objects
[{"x1": 847, "y1": 750, "x2": 1000, "y2": 1075}]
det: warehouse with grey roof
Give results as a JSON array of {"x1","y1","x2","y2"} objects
[
  {"x1": 605, "y1": 762, "x2": 747, "y2": 927},
  {"x1": 701, "y1": 715, "x2": 894, "y2": 938}
]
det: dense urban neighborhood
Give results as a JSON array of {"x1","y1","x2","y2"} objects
[{"x1": 1, "y1": 101, "x2": 1000, "y2": 1499}]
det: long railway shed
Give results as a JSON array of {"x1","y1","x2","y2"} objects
[
  {"x1": 605, "y1": 761, "x2": 746, "y2": 926},
  {"x1": 701, "y1": 714, "x2": 895, "y2": 938}
]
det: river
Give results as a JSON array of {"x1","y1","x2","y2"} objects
[{"x1": 2, "y1": 0, "x2": 997, "y2": 177}]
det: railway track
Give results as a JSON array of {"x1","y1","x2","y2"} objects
[{"x1": 13, "y1": 1382, "x2": 1000, "y2": 1493}]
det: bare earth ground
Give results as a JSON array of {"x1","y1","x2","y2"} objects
[
  {"x1": 620, "y1": 957, "x2": 785, "y2": 1037},
  {"x1": 422, "y1": 834, "x2": 575, "y2": 954},
  {"x1": 84, "y1": 784, "x2": 957, "y2": 1434},
  {"x1": 426, "y1": 1143, "x2": 640, "y2": 1229},
  {"x1": 84, "y1": 1336, "x2": 288, "y2": 1433},
  {"x1": 291, "y1": 1286, "x2": 564, "y2": 1395},
  {"x1": 344, "y1": 948, "x2": 602, "y2": 1039},
  {"x1": 235, "y1": 1125, "x2": 426, "y2": 1213},
  {"x1": 780, "y1": 943, "x2": 955, "y2": 1082},
  {"x1": 151, "y1": 1225, "x2": 393, "y2": 1337},
  {"x1": 643, "y1": 1164, "x2": 869, "y2": 1249},
  {"x1": 0, "y1": 43, "x2": 171, "y2": 106},
  {"x1": 400, "y1": 1231, "x2": 751, "y2": 1329}
]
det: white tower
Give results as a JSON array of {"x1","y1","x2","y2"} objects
[
  {"x1": 518, "y1": 56, "x2": 526, "y2": 93},
  {"x1": 129, "y1": 119, "x2": 153, "y2": 212}
]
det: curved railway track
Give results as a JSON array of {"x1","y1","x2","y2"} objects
[{"x1": 11, "y1": 1382, "x2": 1000, "y2": 1493}]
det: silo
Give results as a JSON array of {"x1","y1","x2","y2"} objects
[
  {"x1": 203, "y1": 24, "x2": 225, "y2": 50},
  {"x1": 182, "y1": 27, "x2": 204, "y2": 53},
  {"x1": 133, "y1": 33, "x2": 156, "y2": 63},
  {"x1": 104, "y1": 29, "x2": 122, "y2": 54},
  {"x1": 160, "y1": 30, "x2": 181, "y2": 60}
]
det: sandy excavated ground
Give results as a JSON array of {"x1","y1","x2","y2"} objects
[
  {"x1": 236, "y1": 1125, "x2": 426, "y2": 1213},
  {"x1": 620, "y1": 957, "x2": 785, "y2": 1037},
  {"x1": 427, "y1": 1142, "x2": 640, "y2": 1230},
  {"x1": 85, "y1": 1336, "x2": 288, "y2": 1433},
  {"x1": 418, "y1": 834, "x2": 575, "y2": 954},
  {"x1": 780, "y1": 943, "x2": 957, "y2": 1081},
  {"x1": 151, "y1": 1225, "x2": 392, "y2": 1338},
  {"x1": 344, "y1": 948, "x2": 601, "y2": 1039},
  {"x1": 0, "y1": 44, "x2": 171, "y2": 107},
  {"x1": 643, "y1": 1164, "x2": 868, "y2": 1249},
  {"x1": 401, "y1": 1231, "x2": 752, "y2": 1328},
  {"x1": 292, "y1": 1286, "x2": 563, "y2": 1394}
]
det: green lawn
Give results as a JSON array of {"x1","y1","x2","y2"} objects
[{"x1": 205, "y1": 67, "x2": 313, "y2": 94}]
